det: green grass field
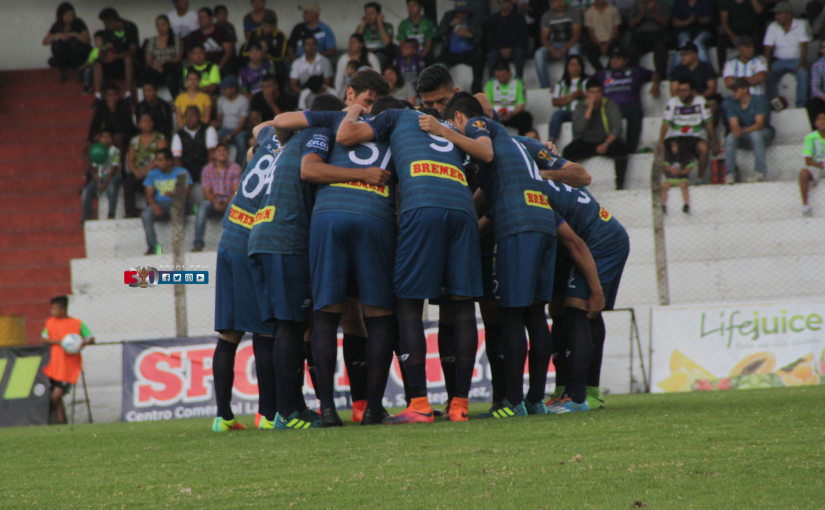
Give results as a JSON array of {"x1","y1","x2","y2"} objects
[{"x1": 2, "y1": 387, "x2": 824, "y2": 509}]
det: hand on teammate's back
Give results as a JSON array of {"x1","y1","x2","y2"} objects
[
  {"x1": 419, "y1": 115, "x2": 445, "y2": 136},
  {"x1": 360, "y1": 167, "x2": 392, "y2": 186}
]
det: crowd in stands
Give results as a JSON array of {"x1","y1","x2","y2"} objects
[{"x1": 42, "y1": 0, "x2": 825, "y2": 238}]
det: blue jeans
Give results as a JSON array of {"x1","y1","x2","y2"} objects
[
  {"x1": 548, "y1": 109, "x2": 574, "y2": 141},
  {"x1": 534, "y1": 43, "x2": 581, "y2": 88},
  {"x1": 767, "y1": 59, "x2": 809, "y2": 107},
  {"x1": 194, "y1": 200, "x2": 226, "y2": 247},
  {"x1": 81, "y1": 175, "x2": 121, "y2": 220},
  {"x1": 218, "y1": 128, "x2": 248, "y2": 167},
  {"x1": 487, "y1": 47, "x2": 526, "y2": 78},
  {"x1": 725, "y1": 128, "x2": 775, "y2": 179},
  {"x1": 142, "y1": 200, "x2": 177, "y2": 251},
  {"x1": 670, "y1": 29, "x2": 712, "y2": 72}
]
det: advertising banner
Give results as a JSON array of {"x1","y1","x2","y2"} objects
[
  {"x1": 652, "y1": 300, "x2": 825, "y2": 392},
  {"x1": 122, "y1": 323, "x2": 557, "y2": 422},
  {"x1": 0, "y1": 346, "x2": 51, "y2": 427}
]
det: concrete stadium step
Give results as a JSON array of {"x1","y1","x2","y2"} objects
[
  {"x1": 0, "y1": 110, "x2": 94, "y2": 128},
  {"x1": 0, "y1": 94, "x2": 96, "y2": 113},
  {"x1": 0, "y1": 141, "x2": 86, "y2": 159},
  {"x1": 0, "y1": 228, "x2": 84, "y2": 250},
  {"x1": 0, "y1": 246, "x2": 85, "y2": 269},
  {"x1": 83, "y1": 217, "x2": 225, "y2": 259},
  {"x1": 0, "y1": 126, "x2": 88, "y2": 143}
]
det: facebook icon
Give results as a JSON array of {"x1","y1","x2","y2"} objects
[{"x1": 162, "y1": 273, "x2": 170, "y2": 282}]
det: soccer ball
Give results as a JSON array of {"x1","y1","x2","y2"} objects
[{"x1": 61, "y1": 334, "x2": 84, "y2": 355}]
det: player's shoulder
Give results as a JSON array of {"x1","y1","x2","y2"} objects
[{"x1": 468, "y1": 116, "x2": 495, "y2": 135}]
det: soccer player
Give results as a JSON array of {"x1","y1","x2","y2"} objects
[
  {"x1": 211, "y1": 124, "x2": 281, "y2": 432},
  {"x1": 41, "y1": 296, "x2": 95, "y2": 425}
]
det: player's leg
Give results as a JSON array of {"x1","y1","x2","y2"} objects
[
  {"x1": 436, "y1": 300, "x2": 456, "y2": 413},
  {"x1": 252, "y1": 333, "x2": 277, "y2": 427},
  {"x1": 311, "y1": 305, "x2": 344, "y2": 427},
  {"x1": 362, "y1": 305, "x2": 396, "y2": 425},
  {"x1": 548, "y1": 252, "x2": 573, "y2": 406},
  {"x1": 50, "y1": 383, "x2": 66, "y2": 424},
  {"x1": 524, "y1": 233, "x2": 558, "y2": 414},
  {"x1": 479, "y1": 300, "x2": 505, "y2": 406},
  {"x1": 341, "y1": 298, "x2": 368, "y2": 421},
  {"x1": 212, "y1": 329, "x2": 247, "y2": 431}
]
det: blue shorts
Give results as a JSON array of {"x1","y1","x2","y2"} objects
[
  {"x1": 310, "y1": 212, "x2": 396, "y2": 311},
  {"x1": 251, "y1": 253, "x2": 312, "y2": 323},
  {"x1": 567, "y1": 238, "x2": 630, "y2": 311},
  {"x1": 395, "y1": 208, "x2": 482, "y2": 299},
  {"x1": 494, "y1": 232, "x2": 557, "y2": 308},
  {"x1": 215, "y1": 248, "x2": 277, "y2": 335},
  {"x1": 480, "y1": 234, "x2": 497, "y2": 301}
]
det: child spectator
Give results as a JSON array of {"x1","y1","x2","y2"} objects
[
  {"x1": 126, "y1": 113, "x2": 167, "y2": 218},
  {"x1": 289, "y1": 35, "x2": 334, "y2": 93},
  {"x1": 168, "y1": 0, "x2": 199, "y2": 39},
  {"x1": 535, "y1": 0, "x2": 581, "y2": 88},
  {"x1": 395, "y1": 38, "x2": 426, "y2": 88},
  {"x1": 142, "y1": 15, "x2": 184, "y2": 99},
  {"x1": 142, "y1": 148, "x2": 193, "y2": 255},
  {"x1": 214, "y1": 76, "x2": 250, "y2": 166},
  {"x1": 82, "y1": 129, "x2": 121, "y2": 221},
  {"x1": 486, "y1": 0, "x2": 528, "y2": 79},
  {"x1": 243, "y1": 0, "x2": 278, "y2": 40},
  {"x1": 242, "y1": 20, "x2": 288, "y2": 90},
  {"x1": 485, "y1": 60, "x2": 534, "y2": 135},
  {"x1": 88, "y1": 84, "x2": 133, "y2": 154},
  {"x1": 94, "y1": 8, "x2": 139, "y2": 99},
  {"x1": 583, "y1": 0, "x2": 621, "y2": 72},
  {"x1": 215, "y1": 5, "x2": 238, "y2": 44},
  {"x1": 239, "y1": 43, "x2": 275, "y2": 98},
  {"x1": 194, "y1": 143, "x2": 241, "y2": 251},
  {"x1": 183, "y1": 44, "x2": 221, "y2": 95},
  {"x1": 397, "y1": 0, "x2": 436, "y2": 61},
  {"x1": 136, "y1": 83, "x2": 174, "y2": 140},
  {"x1": 41, "y1": 296, "x2": 95, "y2": 425},
  {"x1": 384, "y1": 66, "x2": 418, "y2": 103},
  {"x1": 335, "y1": 34, "x2": 381, "y2": 92},
  {"x1": 79, "y1": 31, "x2": 108, "y2": 94},
  {"x1": 548, "y1": 54, "x2": 587, "y2": 142},
  {"x1": 175, "y1": 70, "x2": 213, "y2": 127},
  {"x1": 250, "y1": 75, "x2": 298, "y2": 125},
  {"x1": 43, "y1": 3, "x2": 91, "y2": 82},
  {"x1": 357, "y1": 2, "x2": 396, "y2": 68},
  {"x1": 435, "y1": 0, "x2": 485, "y2": 93},
  {"x1": 662, "y1": 139, "x2": 693, "y2": 214},
  {"x1": 800, "y1": 112, "x2": 825, "y2": 216},
  {"x1": 670, "y1": 0, "x2": 713, "y2": 71},
  {"x1": 298, "y1": 75, "x2": 338, "y2": 109},
  {"x1": 287, "y1": 2, "x2": 338, "y2": 59},
  {"x1": 184, "y1": 7, "x2": 235, "y2": 72},
  {"x1": 172, "y1": 106, "x2": 218, "y2": 182}
]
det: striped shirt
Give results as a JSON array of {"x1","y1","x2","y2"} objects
[
  {"x1": 723, "y1": 56, "x2": 768, "y2": 96},
  {"x1": 811, "y1": 58, "x2": 825, "y2": 99},
  {"x1": 551, "y1": 77, "x2": 585, "y2": 112},
  {"x1": 201, "y1": 162, "x2": 242, "y2": 201}
]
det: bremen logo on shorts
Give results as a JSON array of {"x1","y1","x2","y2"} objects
[
  {"x1": 411, "y1": 160, "x2": 467, "y2": 186},
  {"x1": 331, "y1": 181, "x2": 389, "y2": 197},
  {"x1": 524, "y1": 190, "x2": 552, "y2": 209},
  {"x1": 599, "y1": 206, "x2": 613, "y2": 222}
]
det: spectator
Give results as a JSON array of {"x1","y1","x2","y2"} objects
[
  {"x1": 548, "y1": 54, "x2": 588, "y2": 142},
  {"x1": 79, "y1": 31, "x2": 107, "y2": 94},
  {"x1": 168, "y1": 0, "x2": 199, "y2": 39},
  {"x1": 357, "y1": 2, "x2": 396, "y2": 68},
  {"x1": 184, "y1": 7, "x2": 235, "y2": 73},
  {"x1": 43, "y1": 2, "x2": 91, "y2": 82},
  {"x1": 670, "y1": 0, "x2": 713, "y2": 71},
  {"x1": 535, "y1": 0, "x2": 582, "y2": 88},
  {"x1": 136, "y1": 83, "x2": 174, "y2": 140},
  {"x1": 659, "y1": 77, "x2": 719, "y2": 183},
  {"x1": 93, "y1": 8, "x2": 139, "y2": 99},
  {"x1": 336, "y1": 34, "x2": 381, "y2": 92},
  {"x1": 88, "y1": 84, "x2": 133, "y2": 153},
  {"x1": 239, "y1": 43, "x2": 275, "y2": 99},
  {"x1": 669, "y1": 43, "x2": 717, "y2": 99},
  {"x1": 395, "y1": 38, "x2": 426, "y2": 89},
  {"x1": 595, "y1": 46, "x2": 661, "y2": 153},
  {"x1": 214, "y1": 6, "x2": 238, "y2": 45},
  {"x1": 435, "y1": 0, "x2": 485, "y2": 94},
  {"x1": 289, "y1": 35, "x2": 334, "y2": 93},
  {"x1": 661, "y1": 139, "x2": 693, "y2": 214},
  {"x1": 243, "y1": 0, "x2": 278, "y2": 40},
  {"x1": 384, "y1": 66, "x2": 418, "y2": 103},
  {"x1": 183, "y1": 45, "x2": 221, "y2": 95},
  {"x1": 563, "y1": 77, "x2": 630, "y2": 189},
  {"x1": 338, "y1": 60, "x2": 361, "y2": 95},
  {"x1": 627, "y1": 0, "x2": 670, "y2": 80},
  {"x1": 288, "y1": 2, "x2": 338, "y2": 59},
  {"x1": 173, "y1": 105, "x2": 218, "y2": 182},
  {"x1": 298, "y1": 75, "x2": 339, "y2": 109},
  {"x1": 486, "y1": 0, "x2": 528, "y2": 79},
  {"x1": 808, "y1": 41, "x2": 825, "y2": 127},
  {"x1": 724, "y1": 77, "x2": 775, "y2": 182},
  {"x1": 142, "y1": 15, "x2": 184, "y2": 98},
  {"x1": 764, "y1": 2, "x2": 809, "y2": 108},
  {"x1": 397, "y1": 0, "x2": 436, "y2": 61},
  {"x1": 723, "y1": 36, "x2": 768, "y2": 97},
  {"x1": 175, "y1": 70, "x2": 213, "y2": 127},
  {"x1": 718, "y1": 0, "x2": 764, "y2": 70},
  {"x1": 250, "y1": 75, "x2": 298, "y2": 125},
  {"x1": 520, "y1": 0, "x2": 550, "y2": 51},
  {"x1": 194, "y1": 143, "x2": 241, "y2": 251},
  {"x1": 800, "y1": 112, "x2": 825, "y2": 216},
  {"x1": 126, "y1": 113, "x2": 167, "y2": 218},
  {"x1": 242, "y1": 19, "x2": 287, "y2": 89},
  {"x1": 583, "y1": 0, "x2": 621, "y2": 72},
  {"x1": 808, "y1": 0, "x2": 825, "y2": 60},
  {"x1": 82, "y1": 129, "x2": 121, "y2": 221},
  {"x1": 485, "y1": 60, "x2": 534, "y2": 135},
  {"x1": 142, "y1": 148, "x2": 193, "y2": 255},
  {"x1": 214, "y1": 76, "x2": 250, "y2": 166}
]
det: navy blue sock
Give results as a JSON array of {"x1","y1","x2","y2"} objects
[
  {"x1": 564, "y1": 308, "x2": 593, "y2": 404},
  {"x1": 437, "y1": 321, "x2": 456, "y2": 402},
  {"x1": 213, "y1": 339, "x2": 238, "y2": 421},
  {"x1": 311, "y1": 311, "x2": 341, "y2": 410},
  {"x1": 551, "y1": 314, "x2": 568, "y2": 389},
  {"x1": 483, "y1": 322, "x2": 505, "y2": 403},
  {"x1": 587, "y1": 314, "x2": 606, "y2": 388},
  {"x1": 273, "y1": 320, "x2": 307, "y2": 417},
  {"x1": 396, "y1": 298, "x2": 427, "y2": 399},
  {"x1": 451, "y1": 299, "x2": 478, "y2": 399},
  {"x1": 525, "y1": 303, "x2": 553, "y2": 403},
  {"x1": 343, "y1": 334, "x2": 368, "y2": 402},
  {"x1": 499, "y1": 306, "x2": 528, "y2": 404},
  {"x1": 365, "y1": 315, "x2": 397, "y2": 413},
  {"x1": 252, "y1": 333, "x2": 277, "y2": 420}
]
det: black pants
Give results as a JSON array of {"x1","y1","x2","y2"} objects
[
  {"x1": 808, "y1": 97, "x2": 825, "y2": 129},
  {"x1": 140, "y1": 63, "x2": 182, "y2": 97},
  {"x1": 122, "y1": 174, "x2": 144, "y2": 219},
  {"x1": 562, "y1": 139, "x2": 630, "y2": 190},
  {"x1": 582, "y1": 31, "x2": 618, "y2": 72},
  {"x1": 51, "y1": 38, "x2": 90, "y2": 71},
  {"x1": 436, "y1": 49, "x2": 485, "y2": 94},
  {"x1": 618, "y1": 103, "x2": 643, "y2": 153},
  {"x1": 503, "y1": 111, "x2": 535, "y2": 136},
  {"x1": 629, "y1": 30, "x2": 669, "y2": 77}
]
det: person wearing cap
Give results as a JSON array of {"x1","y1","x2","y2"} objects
[
  {"x1": 168, "y1": 0, "x2": 199, "y2": 39},
  {"x1": 183, "y1": 7, "x2": 235, "y2": 73},
  {"x1": 670, "y1": 43, "x2": 718, "y2": 99},
  {"x1": 627, "y1": 0, "x2": 670, "y2": 80},
  {"x1": 808, "y1": 40, "x2": 825, "y2": 127},
  {"x1": 357, "y1": 2, "x2": 396, "y2": 68},
  {"x1": 718, "y1": 0, "x2": 764, "y2": 70},
  {"x1": 288, "y1": 2, "x2": 337, "y2": 59},
  {"x1": 582, "y1": 0, "x2": 621, "y2": 72},
  {"x1": 724, "y1": 77, "x2": 775, "y2": 182},
  {"x1": 289, "y1": 34, "x2": 334, "y2": 93},
  {"x1": 594, "y1": 46, "x2": 660, "y2": 153},
  {"x1": 723, "y1": 37, "x2": 769, "y2": 97},
  {"x1": 434, "y1": 0, "x2": 486, "y2": 93},
  {"x1": 213, "y1": 76, "x2": 250, "y2": 167},
  {"x1": 670, "y1": 0, "x2": 713, "y2": 72},
  {"x1": 243, "y1": 0, "x2": 278, "y2": 40},
  {"x1": 764, "y1": 1, "x2": 809, "y2": 108}
]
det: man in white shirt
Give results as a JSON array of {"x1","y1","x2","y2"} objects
[
  {"x1": 764, "y1": 2, "x2": 809, "y2": 107},
  {"x1": 214, "y1": 76, "x2": 250, "y2": 166},
  {"x1": 289, "y1": 35, "x2": 334, "y2": 93},
  {"x1": 168, "y1": 0, "x2": 200, "y2": 39}
]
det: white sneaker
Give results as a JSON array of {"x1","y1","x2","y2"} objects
[
  {"x1": 746, "y1": 174, "x2": 765, "y2": 183},
  {"x1": 803, "y1": 205, "x2": 813, "y2": 217}
]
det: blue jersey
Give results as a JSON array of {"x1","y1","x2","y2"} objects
[
  {"x1": 466, "y1": 118, "x2": 556, "y2": 243},
  {"x1": 247, "y1": 127, "x2": 333, "y2": 256},
  {"x1": 305, "y1": 111, "x2": 398, "y2": 226},
  {"x1": 367, "y1": 108, "x2": 474, "y2": 218},
  {"x1": 219, "y1": 127, "x2": 282, "y2": 256},
  {"x1": 515, "y1": 135, "x2": 627, "y2": 250}
]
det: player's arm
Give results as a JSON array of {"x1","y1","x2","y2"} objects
[
  {"x1": 269, "y1": 111, "x2": 312, "y2": 144},
  {"x1": 540, "y1": 161, "x2": 591, "y2": 187},
  {"x1": 40, "y1": 328, "x2": 60, "y2": 346},
  {"x1": 557, "y1": 222, "x2": 604, "y2": 318},
  {"x1": 478, "y1": 214, "x2": 493, "y2": 238},
  {"x1": 806, "y1": 156, "x2": 825, "y2": 169},
  {"x1": 473, "y1": 187, "x2": 489, "y2": 216},
  {"x1": 336, "y1": 105, "x2": 376, "y2": 146},
  {"x1": 474, "y1": 93, "x2": 494, "y2": 118},
  {"x1": 301, "y1": 154, "x2": 391, "y2": 186},
  {"x1": 419, "y1": 115, "x2": 493, "y2": 163}
]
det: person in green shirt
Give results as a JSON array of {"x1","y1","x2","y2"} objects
[
  {"x1": 485, "y1": 59, "x2": 533, "y2": 135},
  {"x1": 397, "y1": 0, "x2": 436, "y2": 61},
  {"x1": 183, "y1": 43, "x2": 221, "y2": 94},
  {"x1": 800, "y1": 112, "x2": 825, "y2": 216},
  {"x1": 357, "y1": 2, "x2": 396, "y2": 68}
]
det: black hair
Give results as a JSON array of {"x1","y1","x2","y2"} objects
[
  {"x1": 561, "y1": 54, "x2": 588, "y2": 88},
  {"x1": 137, "y1": 111, "x2": 154, "y2": 123},
  {"x1": 189, "y1": 42, "x2": 206, "y2": 53},
  {"x1": 349, "y1": 33, "x2": 370, "y2": 65},
  {"x1": 98, "y1": 7, "x2": 120, "y2": 22},
  {"x1": 585, "y1": 76, "x2": 602, "y2": 90},
  {"x1": 371, "y1": 96, "x2": 406, "y2": 115},
  {"x1": 156, "y1": 14, "x2": 175, "y2": 46},
  {"x1": 310, "y1": 94, "x2": 347, "y2": 112},
  {"x1": 97, "y1": 127, "x2": 113, "y2": 136},
  {"x1": 184, "y1": 105, "x2": 202, "y2": 117},
  {"x1": 303, "y1": 34, "x2": 318, "y2": 45},
  {"x1": 216, "y1": 141, "x2": 230, "y2": 151},
  {"x1": 347, "y1": 59, "x2": 361, "y2": 72},
  {"x1": 102, "y1": 83, "x2": 119, "y2": 95},
  {"x1": 417, "y1": 64, "x2": 453, "y2": 94},
  {"x1": 306, "y1": 75, "x2": 326, "y2": 93},
  {"x1": 677, "y1": 76, "x2": 696, "y2": 90},
  {"x1": 400, "y1": 100, "x2": 416, "y2": 110},
  {"x1": 199, "y1": 7, "x2": 215, "y2": 18},
  {"x1": 493, "y1": 59, "x2": 511, "y2": 72},
  {"x1": 262, "y1": 74, "x2": 278, "y2": 84},
  {"x1": 51, "y1": 296, "x2": 69, "y2": 308},
  {"x1": 365, "y1": 2, "x2": 382, "y2": 12},
  {"x1": 347, "y1": 69, "x2": 391, "y2": 97},
  {"x1": 406, "y1": 0, "x2": 420, "y2": 4},
  {"x1": 56, "y1": 2, "x2": 75, "y2": 22},
  {"x1": 417, "y1": 107, "x2": 441, "y2": 118},
  {"x1": 384, "y1": 65, "x2": 405, "y2": 88},
  {"x1": 215, "y1": 5, "x2": 228, "y2": 15},
  {"x1": 156, "y1": 147, "x2": 174, "y2": 160},
  {"x1": 402, "y1": 37, "x2": 419, "y2": 47},
  {"x1": 247, "y1": 42, "x2": 263, "y2": 52},
  {"x1": 93, "y1": 30, "x2": 106, "y2": 39},
  {"x1": 442, "y1": 91, "x2": 483, "y2": 122},
  {"x1": 186, "y1": 68, "x2": 202, "y2": 80}
]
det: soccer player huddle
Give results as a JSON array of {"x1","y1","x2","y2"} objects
[{"x1": 211, "y1": 65, "x2": 630, "y2": 432}]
